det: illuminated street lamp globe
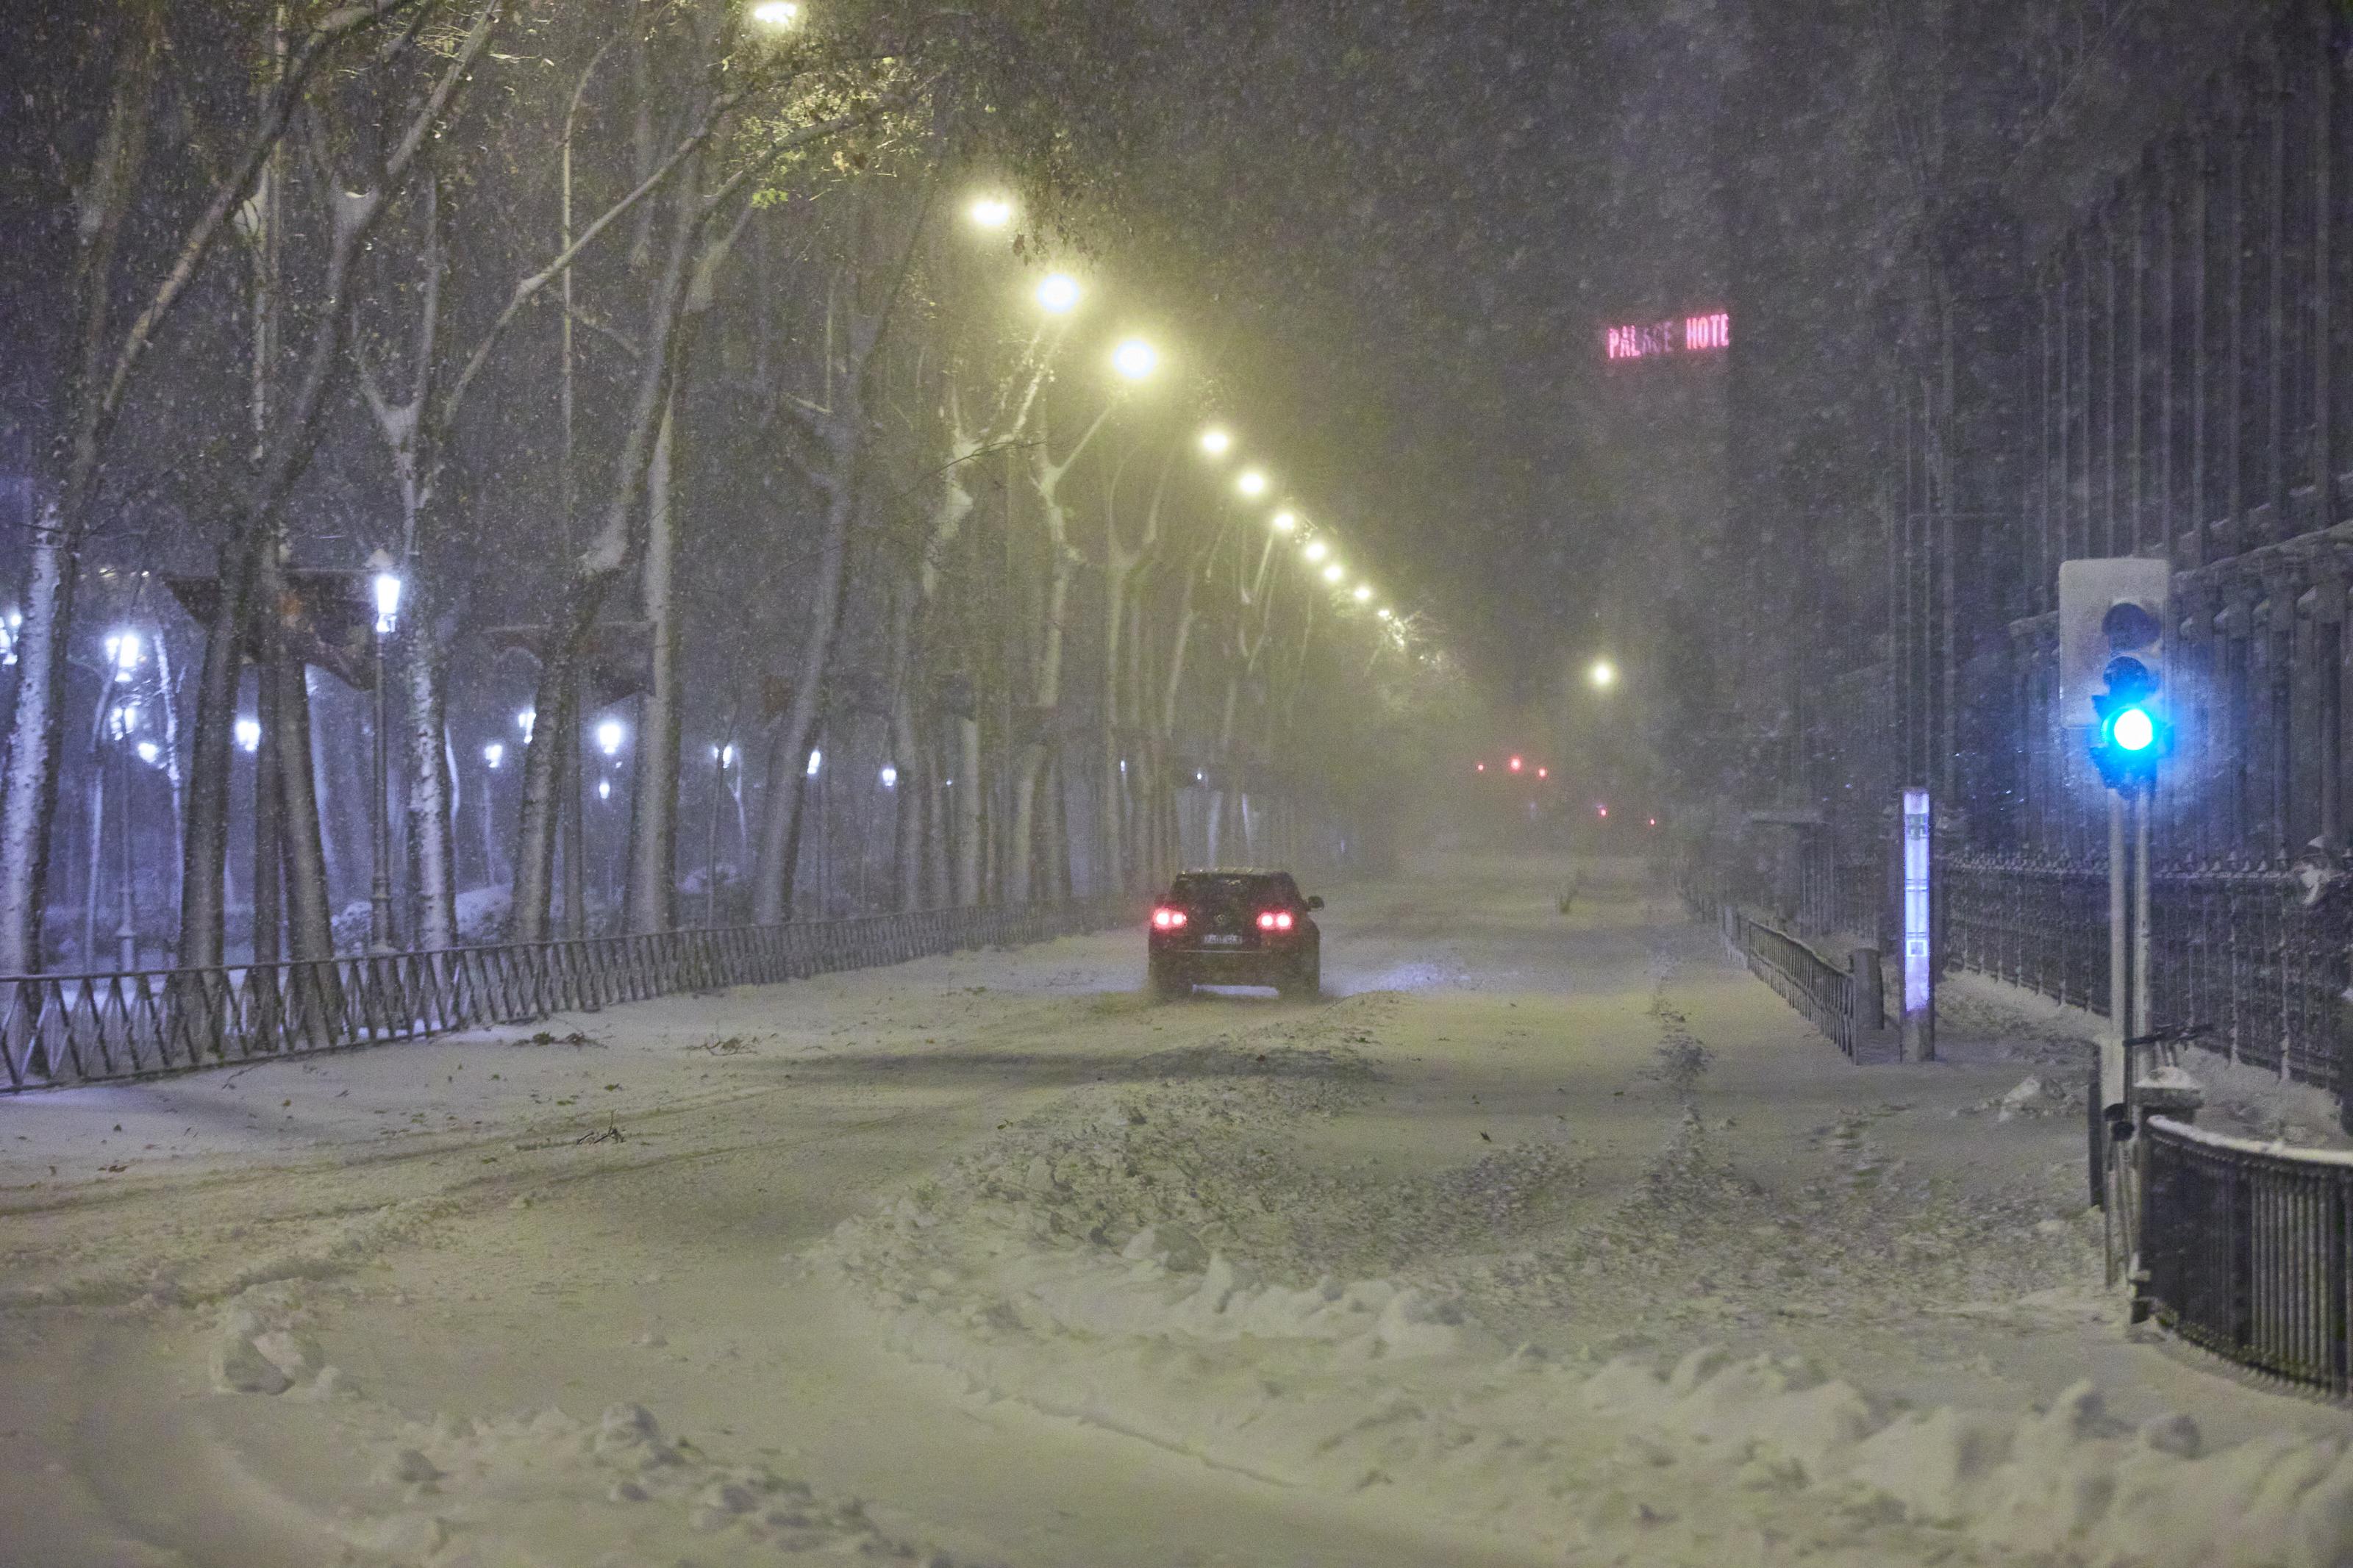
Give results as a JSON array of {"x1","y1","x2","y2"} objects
[
  {"x1": 1236, "y1": 469, "x2": 1268, "y2": 498},
  {"x1": 1352, "y1": 583, "x2": 1373, "y2": 603},
  {"x1": 1302, "y1": 538, "x2": 1329, "y2": 563},
  {"x1": 1270, "y1": 510, "x2": 1298, "y2": 532},
  {"x1": 750, "y1": 0, "x2": 799, "y2": 26},
  {"x1": 1588, "y1": 659, "x2": 1617, "y2": 690},
  {"x1": 1035, "y1": 273, "x2": 1081, "y2": 314},
  {"x1": 1113, "y1": 337, "x2": 1158, "y2": 380},
  {"x1": 373, "y1": 570, "x2": 403, "y2": 636},
  {"x1": 967, "y1": 195, "x2": 1013, "y2": 228},
  {"x1": 1199, "y1": 427, "x2": 1232, "y2": 457},
  {"x1": 1375, "y1": 607, "x2": 1393, "y2": 621},
  {"x1": 1322, "y1": 562, "x2": 1345, "y2": 584}
]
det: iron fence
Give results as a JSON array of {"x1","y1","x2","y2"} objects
[
  {"x1": 2140, "y1": 1116, "x2": 2353, "y2": 1395},
  {"x1": 1942, "y1": 852, "x2": 2349, "y2": 1092},
  {"x1": 1721, "y1": 905, "x2": 1866, "y2": 1059},
  {"x1": 0, "y1": 896, "x2": 1135, "y2": 1092}
]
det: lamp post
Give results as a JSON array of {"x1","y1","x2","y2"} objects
[
  {"x1": 370, "y1": 568, "x2": 402, "y2": 952},
  {"x1": 112, "y1": 701, "x2": 138, "y2": 970},
  {"x1": 104, "y1": 631, "x2": 143, "y2": 969},
  {"x1": 704, "y1": 740, "x2": 734, "y2": 928},
  {"x1": 481, "y1": 740, "x2": 504, "y2": 890},
  {"x1": 595, "y1": 717, "x2": 625, "y2": 909}
]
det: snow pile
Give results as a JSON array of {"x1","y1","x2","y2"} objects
[
  {"x1": 1952, "y1": 1074, "x2": 2088, "y2": 1123},
  {"x1": 815, "y1": 1039, "x2": 2353, "y2": 1566},
  {"x1": 832, "y1": 1200, "x2": 2353, "y2": 1565},
  {"x1": 325, "y1": 1401, "x2": 983, "y2": 1567},
  {"x1": 208, "y1": 1283, "x2": 355, "y2": 1400},
  {"x1": 196, "y1": 1284, "x2": 991, "y2": 1564}
]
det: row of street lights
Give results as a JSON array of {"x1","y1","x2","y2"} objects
[{"x1": 961, "y1": 189, "x2": 1409, "y2": 630}]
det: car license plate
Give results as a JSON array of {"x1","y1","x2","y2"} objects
[{"x1": 1202, "y1": 934, "x2": 1243, "y2": 946}]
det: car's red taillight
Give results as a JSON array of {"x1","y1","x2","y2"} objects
[
  {"x1": 1255, "y1": 910, "x2": 1294, "y2": 931},
  {"x1": 1151, "y1": 907, "x2": 1188, "y2": 931}
]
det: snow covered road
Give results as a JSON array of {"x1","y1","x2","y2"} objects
[{"x1": 4, "y1": 855, "x2": 2352, "y2": 1566}]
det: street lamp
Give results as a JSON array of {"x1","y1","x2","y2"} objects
[
  {"x1": 1322, "y1": 562, "x2": 1345, "y2": 584},
  {"x1": 368, "y1": 568, "x2": 402, "y2": 953},
  {"x1": 1352, "y1": 583, "x2": 1373, "y2": 603},
  {"x1": 104, "y1": 629, "x2": 140, "y2": 683},
  {"x1": 1375, "y1": 607, "x2": 1393, "y2": 621},
  {"x1": 1302, "y1": 538, "x2": 1328, "y2": 563},
  {"x1": 1270, "y1": 510, "x2": 1298, "y2": 532},
  {"x1": 749, "y1": 0, "x2": 799, "y2": 26},
  {"x1": 1113, "y1": 338, "x2": 1157, "y2": 380},
  {"x1": 1236, "y1": 469, "x2": 1268, "y2": 498},
  {"x1": 1588, "y1": 659, "x2": 1616, "y2": 690},
  {"x1": 1199, "y1": 428, "x2": 1232, "y2": 457},
  {"x1": 967, "y1": 195, "x2": 1012, "y2": 228},
  {"x1": 373, "y1": 571, "x2": 403, "y2": 635},
  {"x1": 1035, "y1": 273, "x2": 1080, "y2": 314}
]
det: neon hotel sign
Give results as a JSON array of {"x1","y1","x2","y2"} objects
[{"x1": 1604, "y1": 310, "x2": 1730, "y2": 361}]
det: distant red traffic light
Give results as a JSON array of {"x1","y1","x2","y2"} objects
[
  {"x1": 1508, "y1": 756, "x2": 1524, "y2": 773},
  {"x1": 1475, "y1": 761, "x2": 1486, "y2": 773},
  {"x1": 1536, "y1": 766, "x2": 1548, "y2": 779}
]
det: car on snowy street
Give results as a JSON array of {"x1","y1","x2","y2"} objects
[{"x1": 1146, "y1": 868, "x2": 1324, "y2": 999}]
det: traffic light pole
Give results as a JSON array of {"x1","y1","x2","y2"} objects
[
  {"x1": 2132, "y1": 787, "x2": 2152, "y2": 1048},
  {"x1": 2104, "y1": 791, "x2": 2127, "y2": 1114}
]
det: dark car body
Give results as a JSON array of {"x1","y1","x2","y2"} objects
[{"x1": 1147, "y1": 869, "x2": 1323, "y2": 998}]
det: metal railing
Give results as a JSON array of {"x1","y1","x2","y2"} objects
[
  {"x1": 1943, "y1": 852, "x2": 2349, "y2": 1091},
  {"x1": 2140, "y1": 1115, "x2": 2353, "y2": 1395},
  {"x1": 1720, "y1": 905, "x2": 1879, "y2": 1059},
  {"x1": 0, "y1": 896, "x2": 1135, "y2": 1092}
]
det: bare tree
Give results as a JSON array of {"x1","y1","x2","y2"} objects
[{"x1": 4, "y1": 0, "x2": 429, "y2": 975}]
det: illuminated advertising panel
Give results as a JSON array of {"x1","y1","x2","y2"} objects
[{"x1": 1603, "y1": 311, "x2": 1731, "y2": 362}]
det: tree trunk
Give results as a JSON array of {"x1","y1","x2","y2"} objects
[
  {"x1": 953, "y1": 714, "x2": 982, "y2": 905},
  {"x1": 624, "y1": 393, "x2": 682, "y2": 934},
  {"x1": 0, "y1": 523, "x2": 79, "y2": 974},
  {"x1": 274, "y1": 646, "x2": 334, "y2": 962},
  {"x1": 404, "y1": 579, "x2": 457, "y2": 951},
  {"x1": 751, "y1": 472, "x2": 856, "y2": 924},
  {"x1": 176, "y1": 535, "x2": 255, "y2": 968},
  {"x1": 253, "y1": 646, "x2": 283, "y2": 974},
  {"x1": 513, "y1": 145, "x2": 706, "y2": 943},
  {"x1": 1007, "y1": 547, "x2": 1073, "y2": 904}
]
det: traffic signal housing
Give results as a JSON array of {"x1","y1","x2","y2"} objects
[
  {"x1": 2057, "y1": 559, "x2": 2170, "y2": 796},
  {"x1": 2086, "y1": 602, "x2": 2167, "y2": 792}
]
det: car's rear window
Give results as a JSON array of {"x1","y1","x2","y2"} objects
[{"x1": 1171, "y1": 873, "x2": 1295, "y2": 909}]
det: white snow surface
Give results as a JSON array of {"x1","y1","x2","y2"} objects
[{"x1": 4, "y1": 854, "x2": 2350, "y2": 1567}]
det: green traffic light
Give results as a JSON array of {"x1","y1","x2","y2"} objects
[{"x1": 2110, "y1": 706, "x2": 2156, "y2": 753}]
